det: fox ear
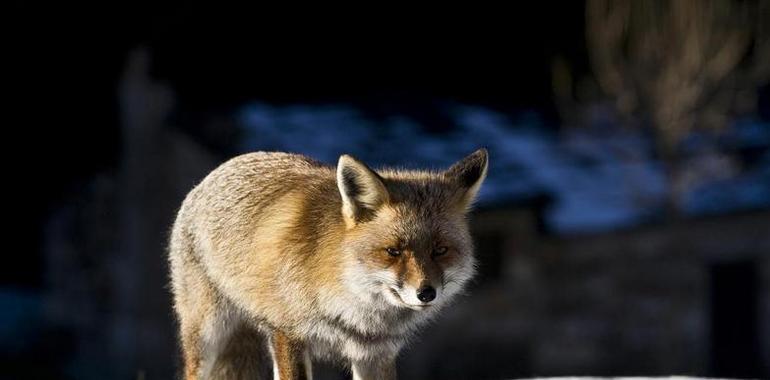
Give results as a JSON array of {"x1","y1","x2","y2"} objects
[
  {"x1": 337, "y1": 155, "x2": 389, "y2": 226},
  {"x1": 445, "y1": 148, "x2": 488, "y2": 210}
]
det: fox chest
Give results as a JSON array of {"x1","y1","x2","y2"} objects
[{"x1": 302, "y1": 309, "x2": 423, "y2": 362}]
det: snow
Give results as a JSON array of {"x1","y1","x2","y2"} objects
[
  {"x1": 237, "y1": 102, "x2": 770, "y2": 234},
  {"x1": 684, "y1": 159, "x2": 770, "y2": 215},
  {"x1": 522, "y1": 378, "x2": 735, "y2": 380}
]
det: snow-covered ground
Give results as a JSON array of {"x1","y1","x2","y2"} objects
[
  {"x1": 237, "y1": 102, "x2": 770, "y2": 234},
  {"x1": 522, "y1": 378, "x2": 738, "y2": 380}
]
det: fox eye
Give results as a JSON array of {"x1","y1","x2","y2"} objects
[
  {"x1": 432, "y1": 246, "x2": 449, "y2": 257},
  {"x1": 385, "y1": 247, "x2": 401, "y2": 257}
]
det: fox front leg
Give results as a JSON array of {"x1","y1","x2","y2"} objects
[
  {"x1": 351, "y1": 359, "x2": 396, "y2": 380},
  {"x1": 269, "y1": 330, "x2": 312, "y2": 380}
]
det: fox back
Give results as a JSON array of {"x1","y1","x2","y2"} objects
[{"x1": 169, "y1": 149, "x2": 488, "y2": 380}]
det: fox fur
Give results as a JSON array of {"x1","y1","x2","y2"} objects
[{"x1": 168, "y1": 149, "x2": 488, "y2": 379}]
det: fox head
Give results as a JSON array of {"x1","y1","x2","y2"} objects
[{"x1": 336, "y1": 149, "x2": 488, "y2": 311}]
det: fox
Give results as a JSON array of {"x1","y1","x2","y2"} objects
[{"x1": 168, "y1": 148, "x2": 488, "y2": 380}]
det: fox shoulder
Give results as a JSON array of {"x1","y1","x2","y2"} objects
[{"x1": 175, "y1": 151, "x2": 335, "y2": 234}]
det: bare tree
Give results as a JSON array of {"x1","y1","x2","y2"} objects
[
  {"x1": 586, "y1": 0, "x2": 769, "y2": 152},
  {"x1": 571, "y1": 0, "x2": 770, "y2": 214}
]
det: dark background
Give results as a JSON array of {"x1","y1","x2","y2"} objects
[
  {"x1": 12, "y1": 3, "x2": 586, "y2": 287},
  {"x1": 7, "y1": 2, "x2": 770, "y2": 379}
]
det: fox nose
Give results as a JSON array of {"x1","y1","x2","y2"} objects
[{"x1": 416, "y1": 286, "x2": 436, "y2": 303}]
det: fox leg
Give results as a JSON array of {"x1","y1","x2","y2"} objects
[
  {"x1": 178, "y1": 316, "x2": 204, "y2": 380},
  {"x1": 174, "y1": 270, "x2": 223, "y2": 380},
  {"x1": 268, "y1": 330, "x2": 312, "y2": 380},
  {"x1": 172, "y1": 244, "x2": 270, "y2": 378},
  {"x1": 351, "y1": 359, "x2": 396, "y2": 380},
  {"x1": 205, "y1": 320, "x2": 270, "y2": 379},
  {"x1": 170, "y1": 235, "x2": 215, "y2": 380}
]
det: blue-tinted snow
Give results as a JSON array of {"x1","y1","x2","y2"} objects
[
  {"x1": 237, "y1": 103, "x2": 770, "y2": 234},
  {"x1": 684, "y1": 150, "x2": 770, "y2": 215}
]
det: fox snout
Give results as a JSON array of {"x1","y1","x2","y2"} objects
[
  {"x1": 416, "y1": 285, "x2": 436, "y2": 303},
  {"x1": 389, "y1": 269, "x2": 444, "y2": 309},
  {"x1": 388, "y1": 283, "x2": 442, "y2": 310}
]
